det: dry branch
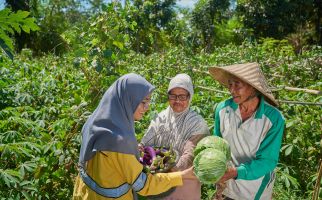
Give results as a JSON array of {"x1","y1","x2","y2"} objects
[
  {"x1": 166, "y1": 75, "x2": 321, "y2": 106},
  {"x1": 197, "y1": 85, "x2": 322, "y2": 106},
  {"x1": 278, "y1": 100, "x2": 322, "y2": 106},
  {"x1": 191, "y1": 68, "x2": 321, "y2": 95},
  {"x1": 192, "y1": 68, "x2": 210, "y2": 75},
  {"x1": 196, "y1": 85, "x2": 230, "y2": 94},
  {"x1": 272, "y1": 86, "x2": 321, "y2": 95}
]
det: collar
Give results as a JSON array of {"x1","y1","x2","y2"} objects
[
  {"x1": 230, "y1": 98, "x2": 238, "y2": 111},
  {"x1": 254, "y1": 95, "x2": 265, "y2": 119},
  {"x1": 229, "y1": 95, "x2": 265, "y2": 119}
]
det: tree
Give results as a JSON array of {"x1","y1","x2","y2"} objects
[
  {"x1": 5, "y1": 0, "x2": 37, "y2": 52},
  {"x1": 236, "y1": 0, "x2": 322, "y2": 45},
  {"x1": 191, "y1": 0, "x2": 230, "y2": 51},
  {"x1": 236, "y1": 0, "x2": 297, "y2": 39},
  {"x1": 314, "y1": 0, "x2": 322, "y2": 44},
  {"x1": 4, "y1": 0, "x2": 88, "y2": 55},
  {"x1": 130, "y1": 0, "x2": 177, "y2": 53},
  {"x1": 0, "y1": 8, "x2": 39, "y2": 59}
]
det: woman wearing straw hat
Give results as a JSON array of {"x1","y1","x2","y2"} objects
[{"x1": 208, "y1": 63, "x2": 285, "y2": 200}]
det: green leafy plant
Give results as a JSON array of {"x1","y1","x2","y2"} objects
[
  {"x1": 1, "y1": 38, "x2": 321, "y2": 199},
  {"x1": 0, "y1": 8, "x2": 39, "y2": 59}
]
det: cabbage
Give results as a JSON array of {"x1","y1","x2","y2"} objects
[
  {"x1": 194, "y1": 136, "x2": 231, "y2": 160},
  {"x1": 193, "y1": 148, "x2": 227, "y2": 184}
]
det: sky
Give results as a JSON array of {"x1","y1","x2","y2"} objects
[
  {"x1": 0, "y1": 0, "x2": 197, "y2": 10},
  {"x1": 177, "y1": 0, "x2": 198, "y2": 8},
  {"x1": 0, "y1": 0, "x2": 4, "y2": 10}
]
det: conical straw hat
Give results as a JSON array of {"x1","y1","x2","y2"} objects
[{"x1": 208, "y1": 62, "x2": 278, "y2": 106}]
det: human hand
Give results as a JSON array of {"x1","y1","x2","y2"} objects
[
  {"x1": 138, "y1": 143, "x2": 144, "y2": 152},
  {"x1": 169, "y1": 166, "x2": 178, "y2": 172},
  {"x1": 213, "y1": 182, "x2": 226, "y2": 200},
  {"x1": 181, "y1": 166, "x2": 197, "y2": 179},
  {"x1": 218, "y1": 167, "x2": 237, "y2": 183}
]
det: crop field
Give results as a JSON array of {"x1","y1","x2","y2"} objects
[{"x1": 1, "y1": 40, "x2": 321, "y2": 199}]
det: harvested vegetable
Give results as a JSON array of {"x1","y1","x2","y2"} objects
[
  {"x1": 193, "y1": 148, "x2": 227, "y2": 184},
  {"x1": 139, "y1": 146, "x2": 177, "y2": 173},
  {"x1": 194, "y1": 135, "x2": 231, "y2": 160}
]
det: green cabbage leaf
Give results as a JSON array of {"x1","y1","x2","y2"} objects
[
  {"x1": 194, "y1": 135, "x2": 231, "y2": 160},
  {"x1": 193, "y1": 148, "x2": 227, "y2": 184}
]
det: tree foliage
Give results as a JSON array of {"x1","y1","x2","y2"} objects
[
  {"x1": 191, "y1": 0, "x2": 230, "y2": 51},
  {"x1": 130, "y1": 0, "x2": 177, "y2": 53},
  {"x1": 0, "y1": 8, "x2": 39, "y2": 59},
  {"x1": 236, "y1": 0, "x2": 322, "y2": 45}
]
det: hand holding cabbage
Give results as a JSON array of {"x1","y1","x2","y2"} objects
[{"x1": 193, "y1": 136, "x2": 232, "y2": 184}]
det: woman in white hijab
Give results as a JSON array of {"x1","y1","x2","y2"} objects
[{"x1": 141, "y1": 73, "x2": 210, "y2": 200}]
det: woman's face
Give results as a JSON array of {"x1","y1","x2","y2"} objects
[
  {"x1": 134, "y1": 94, "x2": 151, "y2": 120},
  {"x1": 168, "y1": 87, "x2": 190, "y2": 113},
  {"x1": 228, "y1": 78, "x2": 256, "y2": 104}
]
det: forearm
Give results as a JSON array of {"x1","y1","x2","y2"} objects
[
  {"x1": 175, "y1": 134, "x2": 205, "y2": 171},
  {"x1": 236, "y1": 158, "x2": 277, "y2": 180},
  {"x1": 138, "y1": 172, "x2": 183, "y2": 196}
]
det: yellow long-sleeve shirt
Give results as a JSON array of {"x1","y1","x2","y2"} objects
[{"x1": 73, "y1": 151, "x2": 183, "y2": 200}]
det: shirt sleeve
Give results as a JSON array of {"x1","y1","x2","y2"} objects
[
  {"x1": 118, "y1": 152, "x2": 183, "y2": 196},
  {"x1": 236, "y1": 113, "x2": 285, "y2": 180},
  {"x1": 213, "y1": 103, "x2": 222, "y2": 137}
]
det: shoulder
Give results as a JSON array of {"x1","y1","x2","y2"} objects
[
  {"x1": 187, "y1": 109, "x2": 207, "y2": 123},
  {"x1": 215, "y1": 98, "x2": 234, "y2": 113},
  {"x1": 158, "y1": 108, "x2": 168, "y2": 116},
  {"x1": 185, "y1": 110, "x2": 209, "y2": 131},
  {"x1": 263, "y1": 101, "x2": 285, "y2": 124},
  {"x1": 186, "y1": 110, "x2": 210, "y2": 135},
  {"x1": 150, "y1": 108, "x2": 168, "y2": 123}
]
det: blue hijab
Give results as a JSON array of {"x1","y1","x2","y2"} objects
[{"x1": 79, "y1": 73, "x2": 155, "y2": 166}]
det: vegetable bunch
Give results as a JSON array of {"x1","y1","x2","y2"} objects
[{"x1": 139, "y1": 146, "x2": 177, "y2": 173}]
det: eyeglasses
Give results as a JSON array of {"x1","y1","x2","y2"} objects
[
  {"x1": 168, "y1": 94, "x2": 190, "y2": 101},
  {"x1": 140, "y1": 100, "x2": 150, "y2": 109}
]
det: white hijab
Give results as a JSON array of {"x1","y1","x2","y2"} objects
[{"x1": 141, "y1": 74, "x2": 209, "y2": 154}]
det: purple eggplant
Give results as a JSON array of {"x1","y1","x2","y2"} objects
[{"x1": 144, "y1": 146, "x2": 156, "y2": 160}]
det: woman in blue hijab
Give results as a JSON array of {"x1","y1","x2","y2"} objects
[{"x1": 73, "y1": 73, "x2": 195, "y2": 200}]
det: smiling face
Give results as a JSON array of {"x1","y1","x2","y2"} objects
[
  {"x1": 133, "y1": 94, "x2": 151, "y2": 120},
  {"x1": 168, "y1": 87, "x2": 190, "y2": 113},
  {"x1": 228, "y1": 78, "x2": 256, "y2": 104}
]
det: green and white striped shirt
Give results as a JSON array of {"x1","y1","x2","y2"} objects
[{"x1": 214, "y1": 96, "x2": 285, "y2": 200}]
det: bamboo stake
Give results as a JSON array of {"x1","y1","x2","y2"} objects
[
  {"x1": 196, "y1": 85, "x2": 230, "y2": 94},
  {"x1": 191, "y1": 68, "x2": 321, "y2": 95},
  {"x1": 166, "y1": 76, "x2": 229, "y2": 94},
  {"x1": 278, "y1": 100, "x2": 322, "y2": 106},
  {"x1": 197, "y1": 85, "x2": 322, "y2": 106},
  {"x1": 192, "y1": 68, "x2": 209, "y2": 75},
  {"x1": 166, "y1": 77, "x2": 322, "y2": 106},
  {"x1": 284, "y1": 87, "x2": 321, "y2": 95},
  {"x1": 312, "y1": 159, "x2": 322, "y2": 200},
  {"x1": 272, "y1": 86, "x2": 321, "y2": 95}
]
